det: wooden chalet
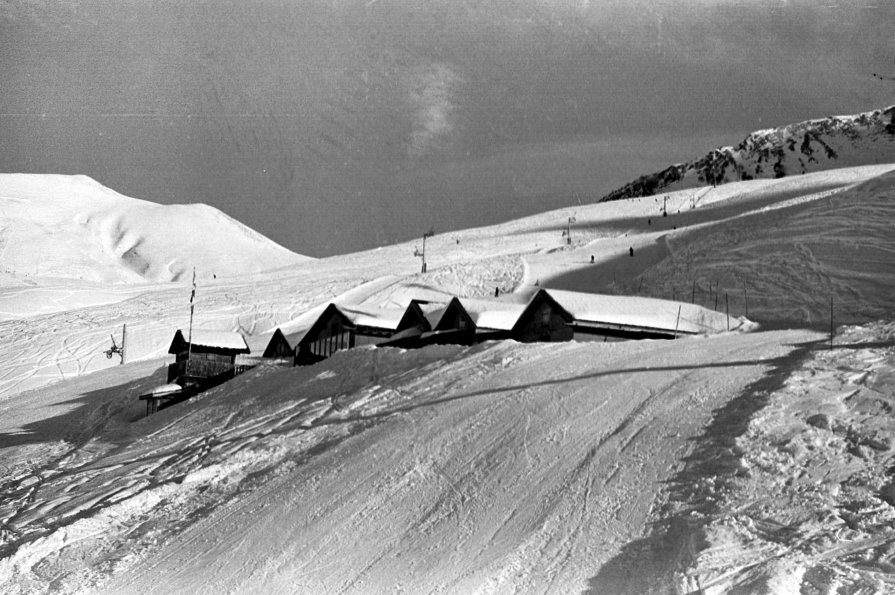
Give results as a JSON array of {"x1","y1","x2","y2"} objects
[
  {"x1": 510, "y1": 289, "x2": 575, "y2": 343},
  {"x1": 294, "y1": 302, "x2": 430, "y2": 365},
  {"x1": 166, "y1": 329, "x2": 251, "y2": 386},
  {"x1": 139, "y1": 329, "x2": 251, "y2": 416},
  {"x1": 262, "y1": 327, "x2": 301, "y2": 360}
]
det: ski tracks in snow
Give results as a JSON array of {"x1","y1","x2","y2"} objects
[{"x1": 0, "y1": 317, "x2": 837, "y2": 595}]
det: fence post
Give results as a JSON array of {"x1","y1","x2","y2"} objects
[
  {"x1": 743, "y1": 280, "x2": 749, "y2": 317},
  {"x1": 674, "y1": 305, "x2": 682, "y2": 339},
  {"x1": 725, "y1": 293, "x2": 729, "y2": 331},
  {"x1": 691, "y1": 279, "x2": 696, "y2": 304}
]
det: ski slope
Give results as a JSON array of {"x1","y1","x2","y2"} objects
[
  {"x1": 0, "y1": 329, "x2": 817, "y2": 594},
  {"x1": 2, "y1": 163, "x2": 895, "y2": 593}
]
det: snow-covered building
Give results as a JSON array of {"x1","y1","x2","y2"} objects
[
  {"x1": 293, "y1": 302, "x2": 430, "y2": 365},
  {"x1": 433, "y1": 297, "x2": 527, "y2": 343},
  {"x1": 262, "y1": 327, "x2": 303, "y2": 360},
  {"x1": 167, "y1": 329, "x2": 251, "y2": 386},
  {"x1": 544, "y1": 289, "x2": 731, "y2": 341},
  {"x1": 512, "y1": 290, "x2": 575, "y2": 343},
  {"x1": 429, "y1": 293, "x2": 574, "y2": 344}
]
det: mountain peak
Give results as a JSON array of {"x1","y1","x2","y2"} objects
[{"x1": 601, "y1": 106, "x2": 895, "y2": 202}]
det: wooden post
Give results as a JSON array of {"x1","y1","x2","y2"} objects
[
  {"x1": 674, "y1": 305, "x2": 682, "y2": 339},
  {"x1": 121, "y1": 323, "x2": 127, "y2": 365},
  {"x1": 714, "y1": 283, "x2": 719, "y2": 311},
  {"x1": 743, "y1": 280, "x2": 749, "y2": 317},
  {"x1": 726, "y1": 293, "x2": 729, "y2": 331},
  {"x1": 187, "y1": 268, "x2": 196, "y2": 377},
  {"x1": 691, "y1": 279, "x2": 696, "y2": 304}
]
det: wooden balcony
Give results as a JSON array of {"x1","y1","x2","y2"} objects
[{"x1": 167, "y1": 358, "x2": 235, "y2": 385}]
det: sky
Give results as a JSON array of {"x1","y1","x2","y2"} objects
[{"x1": 1, "y1": 0, "x2": 893, "y2": 257}]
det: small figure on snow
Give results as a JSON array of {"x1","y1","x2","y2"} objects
[
  {"x1": 590, "y1": 255, "x2": 595, "y2": 264},
  {"x1": 494, "y1": 286, "x2": 500, "y2": 297},
  {"x1": 629, "y1": 247, "x2": 634, "y2": 257}
]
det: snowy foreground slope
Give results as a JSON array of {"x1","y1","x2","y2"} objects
[
  {"x1": 2, "y1": 163, "x2": 895, "y2": 593},
  {"x1": 0, "y1": 174, "x2": 310, "y2": 286},
  {"x1": 0, "y1": 330, "x2": 818, "y2": 593}
]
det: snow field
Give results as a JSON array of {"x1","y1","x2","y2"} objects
[{"x1": 1, "y1": 330, "x2": 817, "y2": 593}]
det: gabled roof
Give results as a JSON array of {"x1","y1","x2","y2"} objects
[
  {"x1": 544, "y1": 289, "x2": 729, "y2": 335},
  {"x1": 262, "y1": 328, "x2": 301, "y2": 358},
  {"x1": 455, "y1": 297, "x2": 527, "y2": 331},
  {"x1": 511, "y1": 290, "x2": 574, "y2": 334},
  {"x1": 295, "y1": 303, "x2": 356, "y2": 346},
  {"x1": 337, "y1": 304, "x2": 407, "y2": 331},
  {"x1": 418, "y1": 303, "x2": 448, "y2": 328},
  {"x1": 168, "y1": 329, "x2": 250, "y2": 354},
  {"x1": 398, "y1": 300, "x2": 433, "y2": 333}
]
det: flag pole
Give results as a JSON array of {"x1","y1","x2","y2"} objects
[{"x1": 187, "y1": 267, "x2": 196, "y2": 375}]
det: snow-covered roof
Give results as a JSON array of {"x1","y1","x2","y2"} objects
[
  {"x1": 170, "y1": 329, "x2": 250, "y2": 353},
  {"x1": 457, "y1": 298, "x2": 526, "y2": 331},
  {"x1": 337, "y1": 304, "x2": 407, "y2": 330},
  {"x1": 147, "y1": 383, "x2": 183, "y2": 396},
  {"x1": 544, "y1": 289, "x2": 729, "y2": 334},
  {"x1": 418, "y1": 304, "x2": 447, "y2": 328},
  {"x1": 274, "y1": 303, "x2": 425, "y2": 350}
]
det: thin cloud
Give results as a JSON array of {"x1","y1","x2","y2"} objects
[{"x1": 408, "y1": 64, "x2": 462, "y2": 157}]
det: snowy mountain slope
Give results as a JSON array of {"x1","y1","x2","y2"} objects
[
  {"x1": 601, "y1": 106, "x2": 895, "y2": 202},
  {"x1": 528, "y1": 164, "x2": 895, "y2": 325},
  {"x1": 0, "y1": 174, "x2": 311, "y2": 285},
  {"x1": 0, "y1": 328, "x2": 820, "y2": 594},
  {"x1": 1, "y1": 164, "x2": 893, "y2": 401},
  {"x1": 632, "y1": 167, "x2": 895, "y2": 324},
  {"x1": 1, "y1": 160, "x2": 895, "y2": 592}
]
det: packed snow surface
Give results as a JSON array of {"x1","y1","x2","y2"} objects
[{"x1": 2, "y1": 162, "x2": 895, "y2": 593}]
